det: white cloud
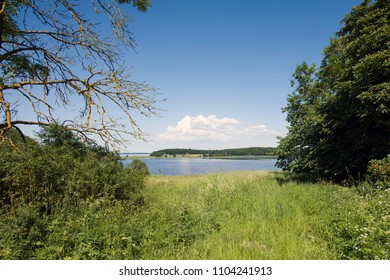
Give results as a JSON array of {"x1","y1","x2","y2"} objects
[
  {"x1": 159, "y1": 115, "x2": 238, "y2": 142},
  {"x1": 158, "y1": 115, "x2": 281, "y2": 147}
]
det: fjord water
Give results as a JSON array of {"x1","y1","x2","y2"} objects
[{"x1": 122, "y1": 157, "x2": 279, "y2": 175}]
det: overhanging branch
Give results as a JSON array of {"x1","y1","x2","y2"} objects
[{"x1": 0, "y1": 120, "x2": 50, "y2": 129}]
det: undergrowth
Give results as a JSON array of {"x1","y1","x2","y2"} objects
[{"x1": 0, "y1": 127, "x2": 388, "y2": 259}]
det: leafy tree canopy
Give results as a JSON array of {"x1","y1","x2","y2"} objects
[{"x1": 277, "y1": 0, "x2": 390, "y2": 182}]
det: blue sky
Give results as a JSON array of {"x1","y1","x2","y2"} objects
[
  {"x1": 119, "y1": 0, "x2": 361, "y2": 152},
  {"x1": 14, "y1": 0, "x2": 361, "y2": 152}
]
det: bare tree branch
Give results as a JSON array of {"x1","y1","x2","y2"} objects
[{"x1": 0, "y1": 0, "x2": 161, "y2": 148}]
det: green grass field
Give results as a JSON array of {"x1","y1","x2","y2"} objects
[
  {"x1": 137, "y1": 171, "x2": 389, "y2": 259},
  {"x1": 1, "y1": 171, "x2": 389, "y2": 259}
]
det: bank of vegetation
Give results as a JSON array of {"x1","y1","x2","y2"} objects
[
  {"x1": 150, "y1": 147, "x2": 276, "y2": 158},
  {"x1": 0, "y1": 131, "x2": 389, "y2": 259},
  {"x1": 0, "y1": 126, "x2": 150, "y2": 259}
]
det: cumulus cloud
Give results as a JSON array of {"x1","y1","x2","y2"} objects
[
  {"x1": 158, "y1": 115, "x2": 280, "y2": 146},
  {"x1": 159, "y1": 115, "x2": 238, "y2": 142}
]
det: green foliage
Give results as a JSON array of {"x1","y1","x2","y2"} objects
[
  {"x1": 150, "y1": 147, "x2": 276, "y2": 157},
  {"x1": 1, "y1": 165, "x2": 389, "y2": 259},
  {"x1": 0, "y1": 201, "x2": 48, "y2": 259},
  {"x1": 0, "y1": 125, "x2": 147, "y2": 205},
  {"x1": 129, "y1": 159, "x2": 150, "y2": 176},
  {"x1": 0, "y1": 125, "x2": 150, "y2": 259},
  {"x1": 276, "y1": 62, "x2": 326, "y2": 176},
  {"x1": 330, "y1": 188, "x2": 390, "y2": 259},
  {"x1": 277, "y1": 0, "x2": 390, "y2": 181},
  {"x1": 118, "y1": 0, "x2": 152, "y2": 12},
  {"x1": 0, "y1": 197, "x2": 143, "y2": 259},
  {"x1": 36, "y1": 124, "x2": 87, "y2": 152},
  {"x1": 366, "y1": 155, "x2": 390, "y2": 189}
]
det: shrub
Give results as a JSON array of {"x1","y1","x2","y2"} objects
[
  {"x1": 0, "y1": 125, "x2": 151, "y2": 259},
  {"x1": 0, "y1": 125, "x2": 149, "y2": 206},
  {"x1": 330, "y1": 188, "x2": 390, "y2": 259},
  {"x1": 129, "y1": 159, "x2": 150, "y2": 176},
  {"x1": 366, "y1": 155, "x2": 390, "y2": 189},
  {"x1": 0, "y1": 200, "x2": 48, "y2": 259}
]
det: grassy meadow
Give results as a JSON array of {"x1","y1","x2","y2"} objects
[
  {"x1": 1, "y1": 170, "x2": 389, "y2": 259},
  {"x1": 130, "y1": 171, "x2": 389, "y2": 259}
]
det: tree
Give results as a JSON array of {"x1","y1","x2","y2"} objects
[
  {"x1": 0, "y1": 0, "x2": 159, "y2": 148},
  {"x1": 129, "y1": 158, "x2": 150, "y2": 176},
  {"x1": 276, "y1": 62, "x2": 328, "y2": 176},
  {"x1": 277, "y1": 0, "x2": 390, "y2": 182}
]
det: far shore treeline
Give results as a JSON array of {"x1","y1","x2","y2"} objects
[{"x1": 150, "y1": 147, "x2": 277, "y2": 157}]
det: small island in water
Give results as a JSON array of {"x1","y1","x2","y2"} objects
[{"x1": 149, "y1": 147, "x2": 277, "y2": 158}]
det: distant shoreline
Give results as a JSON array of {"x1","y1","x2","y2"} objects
[
  {"x1": 149, "y1": 147, "x2": 277, "y2": 158},
  {"x1": 120, "y1": 155, "x2": 278, "y2": 160}
]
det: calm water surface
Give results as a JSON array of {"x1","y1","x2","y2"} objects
[{"x1": 122, "y1": 157, "x2": 279, "y2": 176}]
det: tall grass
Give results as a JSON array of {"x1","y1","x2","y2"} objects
[
  {"x1": 1, "y1": 170, "x2": 388, "y2": 259},
  {"x1": 138, "y1": 171, "x2": 389, "y2": 259}
]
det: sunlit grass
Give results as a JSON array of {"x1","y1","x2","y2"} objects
[
  {"x1": 139, "y1": 171, "x2": 355, "y2": 259},
  {"x1": 142, "y1": 172, "x2": 335, "y2": 259},
  {"x1": 2, "y1": 171, "x2": 388, "y2": 259}
]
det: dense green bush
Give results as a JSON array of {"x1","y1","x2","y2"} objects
[
  {"x1": 0, "y1": 125, "x2": 148, "y2": 206},
  {"x1": 366, "y1": 155, "x2": 390, "y2": 189},
  {"x1": 0, "y1": 125, "x2": 150, "y2": 259},
  {"x1": 129, "y1": 159, "x2": 150, "y2": 176},
  {"x1": 330, "y1": 189, "x2": 390, "y2": 259}
]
